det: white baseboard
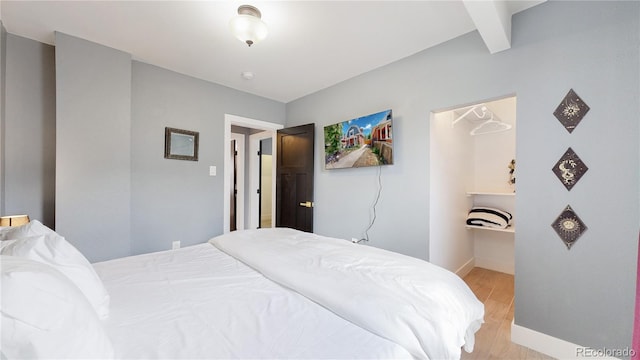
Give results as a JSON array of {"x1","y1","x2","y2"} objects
[
  {"x1": 474, "y1": 256, "x2": 514, "y2": 275},
  {"x1": 455, "y1": 257, "x2": 475, "y2": 277},
  {"x1": 511, "y1": 322, "x2": 620, "y2": 360}
]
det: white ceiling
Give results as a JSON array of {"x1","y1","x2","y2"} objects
[{"x1": 0, "y1": 1, "x2": 543, "y2": 103}]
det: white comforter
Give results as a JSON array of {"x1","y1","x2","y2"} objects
[
  {"x1": 95, "y1": 241, "x2": 412, "y2": 359},
  {"x1": 210, "y1": 228, "x2": 484, "y2": 360}
]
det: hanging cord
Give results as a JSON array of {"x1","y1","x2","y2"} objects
[{"x1": 358, "y1": 165, "x2": 382, "y2": 243}]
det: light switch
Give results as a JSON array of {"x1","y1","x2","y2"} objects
[{"x1": 209, "y1": 166, "x2": 216, "y2": 176}]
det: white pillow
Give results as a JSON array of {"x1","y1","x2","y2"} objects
[
  {"x1": 0, "y1": 219, "x2": 56, "y2": 240},
  {"x1": 0, "y1": 256, "x2": 115, "y2": 359},
  {"x1": 1, "y1": 233, "x2": 111, "y2": 319}
]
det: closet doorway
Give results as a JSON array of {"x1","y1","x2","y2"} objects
[{"x1": 429, "y1": 96, "x2": 516, "y2": 276}]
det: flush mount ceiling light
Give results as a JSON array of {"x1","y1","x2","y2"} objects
[{"x1": 229, "y1": 5, "x2": 268, "y2": 47}]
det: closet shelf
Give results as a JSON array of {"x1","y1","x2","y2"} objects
[
  {"x1": 466, "y1": 225, "x2": 515, "y2": 233},
  {"x1": 466, "y1": 191, "x2": 515, "y2": 197}
]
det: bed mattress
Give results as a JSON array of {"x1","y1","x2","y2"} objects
[{"x1": 93, "y1": 243, "x2": 413, "y2": 359}]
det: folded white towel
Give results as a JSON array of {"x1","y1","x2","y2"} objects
[{"x1": 466, "y1": 207, "x2": 512, "y2": 229}]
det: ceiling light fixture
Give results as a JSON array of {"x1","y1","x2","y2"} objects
[{"x1": 229, "y1": 5, "x2": 268, "y2": 47}]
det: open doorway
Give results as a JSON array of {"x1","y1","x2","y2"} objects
[
  {"x1": 259, "y1": 138, "x2": 273, "y2": 228},
  {"x1": 249, "y1": 131, "x2": 275, "y2": 229},
  {"x1": 429, "y1": 95, "x2": 517, "y2": 276},
  {"x1": 224, "y1": 114, "x2": 283, "y2": 233}
]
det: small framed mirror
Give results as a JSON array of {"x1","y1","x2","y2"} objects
[{"x1": 165, "y1": 127, "x2": 199, "y2": 161}]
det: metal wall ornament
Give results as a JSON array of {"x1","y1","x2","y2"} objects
[
  {"x1": 552, "y1": 147, "x2": 588, "y2": 191},
  {"x1": 552, "y1": 205, "x2": 587, "y2": 250},
  {"x1": 553, "y1": 89, "x2": 590, "y2": 133}
]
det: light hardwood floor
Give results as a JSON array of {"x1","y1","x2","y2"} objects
[{"x1": 461, "y1": 267, "x2": 556, "y2": 360}]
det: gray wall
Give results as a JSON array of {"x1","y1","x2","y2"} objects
[
  {"x1": 513, "y1": 1, "x2": 637, "y2": 349},
  {"x1": 1, "y1": 31, "x2": 285, "y2": 259},
  {"x1": 55, "y1": 33, "x2": 132, "y2": 262},
  {"x1": 2, "y1": 33, "x2": 55, "y2": 227},
  {"x1": 286, "y1": 1, "x2": 638, "y2": 352},
  {"x1": 261, "y1": 138, "x2": 272, "y2": 156},
  {"x1": 130, "y1": 62, "x2": 285, "y2": 255}
]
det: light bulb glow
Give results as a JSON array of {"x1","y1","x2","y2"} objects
[{"x1": 229, "y1": 8, "x2": 268, "y2": 47}]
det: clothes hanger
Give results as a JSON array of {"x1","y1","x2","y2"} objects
[
  {"x1": 451, "y1": 104, "x2": 488, "y2": 127},
  {"x1": 469, "y1": 113, "x2": 512, "y2": 136}
]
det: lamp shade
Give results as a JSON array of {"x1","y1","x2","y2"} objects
[
  {"x1": 229, "y1": 5, "x2": 268, "y2": 47},
  {"x1": 0, "y1": 215, "x2": 30, "y2": 227}
]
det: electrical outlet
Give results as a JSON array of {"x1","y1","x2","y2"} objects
[{"x1": 172, "y1": 241, "x2": 181, "y2": 250}]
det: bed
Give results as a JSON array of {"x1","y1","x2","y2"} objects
[{"x1": 1, "y1": 221, "x2": 484, "y2": 360}]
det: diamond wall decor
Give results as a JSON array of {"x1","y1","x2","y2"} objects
[
  {"x1": 553, "y1": 89, "x2": 590, "y2": 133},
  {"x1": 552, "y1": 147, "x2": 588, "y2": 191},
  {"x1": 552, "y1": 205, "x2": 587, "y2": 250}
]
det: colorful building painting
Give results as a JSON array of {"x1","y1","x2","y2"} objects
[{"x1": 324, "y1": 109, "x2": 394, "y2": 169}]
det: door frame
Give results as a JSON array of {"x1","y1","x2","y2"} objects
[{"x1": 223, "y1": 114, "x2": 283, "y2": 233}]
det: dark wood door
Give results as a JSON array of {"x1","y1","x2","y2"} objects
[
  {"x1": 230, "y1": 140, "x2": 238, "y2": 231},
  {"x1": 276, "y1": 123, "x2": 315, "y2": 232}
]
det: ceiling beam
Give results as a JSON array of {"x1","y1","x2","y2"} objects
[{"x1": 462, "y1": 0, "x2": 512, "y2": 54}]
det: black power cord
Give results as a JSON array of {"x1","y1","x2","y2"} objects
[{"x1": 358, "y1": 164, "x2": 382, "y2": 243}]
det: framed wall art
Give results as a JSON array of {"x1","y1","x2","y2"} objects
[
  {"x1": 552, "y1": 147, "x2": 588, "y2": 191},
  {"x1": 551, "y1": 205, "x2": 587, "y2": 250},
  {"x1": 553, "y1": 89, "x2": 590, "y2": 133},
  {"x1": 165, "y1": 127, "x2": 199, "y2": 161}
]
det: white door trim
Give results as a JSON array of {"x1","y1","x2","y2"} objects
[{"x1": 223, "y1": 114, "x2": 283, "y2": 233}]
